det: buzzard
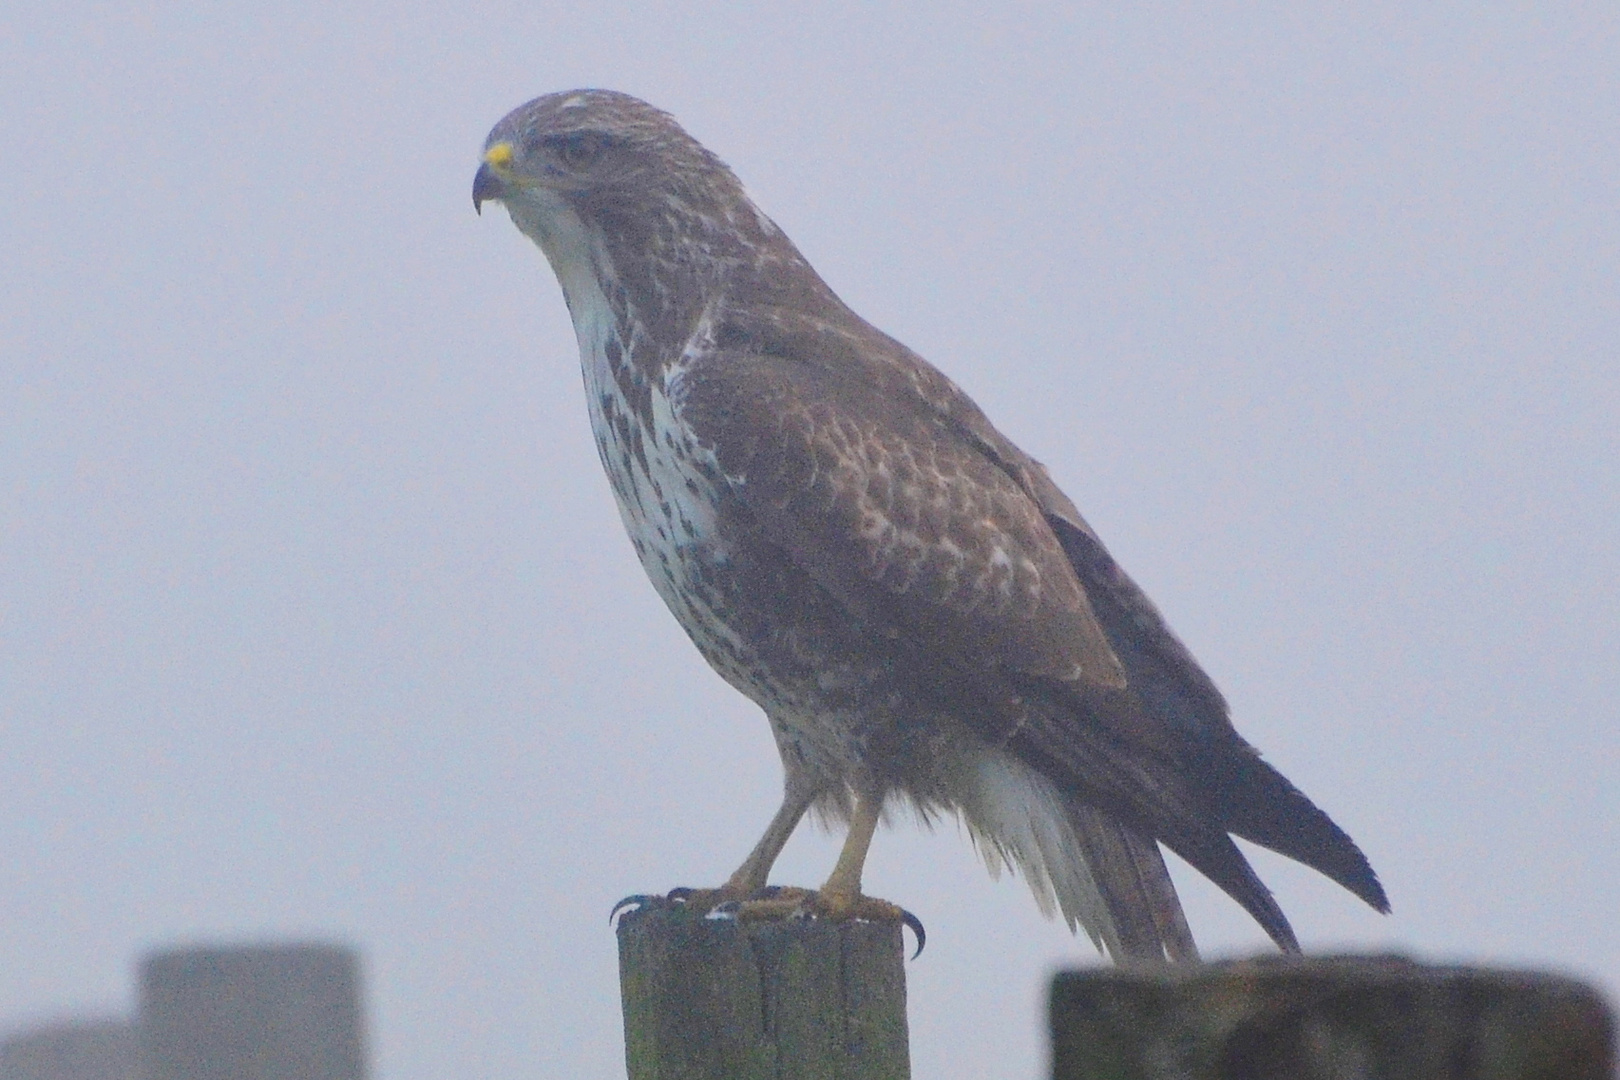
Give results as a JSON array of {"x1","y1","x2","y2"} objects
[{"x1": 473, "y1": 90, "x2": 1388, "y2": 961}]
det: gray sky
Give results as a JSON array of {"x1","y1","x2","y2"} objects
[{"x1": 3, "y1": 3, "x2": 1615, "y2": 1077}]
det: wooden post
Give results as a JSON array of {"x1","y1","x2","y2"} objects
[
  {"x1": 1050, "y1": 955, "x2": 1614, "y2": 1080},
  {"x1": 0, "y1": 1019, "x2": 136, "y2": 1080},
  {"x1": 617, "y1": 906, "x2": 910, "y2": 1080},
  {"x1": 137, "y1": 943, "x2": 367, "y2": 1080}
]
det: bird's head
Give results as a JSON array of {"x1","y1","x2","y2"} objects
[
  {"x1": 475, "y1": 89, "x2": 815, "y2": 330},
  {"x1": 473, "y1": 89, "x2": 741, "y2": 223}
]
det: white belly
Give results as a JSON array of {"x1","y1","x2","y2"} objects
[
  {"x1": 507, "y1": 194, "x2": 781, "y2": 706},
  {"x1": 581, "y1": 335, "x2": 722, "y2": 611}
]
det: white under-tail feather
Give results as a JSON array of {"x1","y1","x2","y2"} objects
[
  {"x1": 958, "y1": 748, "x2": 1198, "y2": 962},
  {"x1": 959, "y1": 750, "x2": 1120, "y2": 955}
]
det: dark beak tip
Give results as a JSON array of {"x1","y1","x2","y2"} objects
[{"x1": 472, "y1": 161, "x2": 504, "y2": 216}]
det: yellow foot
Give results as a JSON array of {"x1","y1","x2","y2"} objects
[{"x1": 611, "y1": 886, "x2": 925, "y2": 957}]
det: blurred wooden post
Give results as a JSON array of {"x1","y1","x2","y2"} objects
[
  {"x1": 1050, "y1": 955, "x2": 1614, "y2": 1080},
  {"x1": 617, "y1": 906, "x2": 910, "y2": 1079},
  {"x1": 138, "y1": 943, "x2": 367, "y2": 1080},
  {"x1": 0, "y1": 1020, "x2": 136, "y2": 1080}
]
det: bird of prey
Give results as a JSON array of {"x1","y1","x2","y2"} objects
[{"x1": 473, "y1": 89, "x2": 1388, "y2": 961}]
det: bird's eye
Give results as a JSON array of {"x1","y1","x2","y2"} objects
[{"x1": 551, "y1": 131, "x2": 609, "y2": 170}]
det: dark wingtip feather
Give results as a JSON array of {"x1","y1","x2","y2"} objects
[
  {"x1": 1211, "y1": 750, "x2": 1390, "y2": 914},
  {"x1": 1161, "y1": 828, "x2": 1303, "y2": 954}
]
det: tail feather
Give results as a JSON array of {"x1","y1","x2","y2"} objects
[
  {"x1": 1067, "y1": 804, "x2": 1199, "y2": 962},
  {"x1": 1004, "y1": 715, "x2": 1308, "y2": 956},
  {"x1": 962, "y1": 749, "x2": 1205, "y2": 963},
  {"x1": 1153, "y1": 825, "x2": 1302, "y2": 954}
]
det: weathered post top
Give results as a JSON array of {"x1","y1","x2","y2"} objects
[
  {"x1": 1051, "y1": 954, "x2": 1615, "y2": 1080},
  {"x1": 617, "y1": 906, "x2": 910, "y2": 1080}
]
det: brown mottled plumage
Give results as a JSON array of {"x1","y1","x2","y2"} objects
[{"x1": 473, "y1": 89, "x2": 1388, "y2": 960}]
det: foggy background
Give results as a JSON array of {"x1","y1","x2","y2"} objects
[{"x1": 3, "y1": 3, "x2": 1615, "y2": 1077}]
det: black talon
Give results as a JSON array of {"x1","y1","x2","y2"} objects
[
  {"x1": 610, "y1": 894, "x2": 659, "y2": 925},
  {"x1": 900, "y1": 908, "x2": 926, "y2": 959}
]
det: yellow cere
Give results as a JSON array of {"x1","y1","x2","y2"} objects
[{"x1": 483, "y1": 142, "x2": 514, "y2": 168}]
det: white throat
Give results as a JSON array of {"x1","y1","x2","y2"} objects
[
  {"x1": 505, "y1": 193, "x2": 621, "y2": 366},
  {"x1": 502, "y1": 191, "x2": 733, "y2": 642}
]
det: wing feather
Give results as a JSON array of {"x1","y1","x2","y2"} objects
[{"x1": 676, "y1": 346, "x2": 1125, "y2": 689}]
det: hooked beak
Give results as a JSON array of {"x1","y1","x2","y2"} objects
[
  {"x1": 472, "y1": 163, "x2": 504, "y2": 214},
  {"x1": 472, "y1": 142, "x2": 515, "y2": 214}
]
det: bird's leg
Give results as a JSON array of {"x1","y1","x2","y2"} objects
[
  {"x1": 622, "y1": 781, "x2": 816, "y2": 918},
  {"x1": 735, "y1": 792, "x2": 923, "y2": 947},
  {"x1": 720, "y1": 781, "x2": 816, "y2": 895},
  {"x1": 615, "y1": 787, "x2": 923, "y2": 953},
  {"x1": 814, "y1": 789, "x2": 883, "y2": 917},
  {"x1": 718, "y1": 790, "x2": 883, "y2": 920}
]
